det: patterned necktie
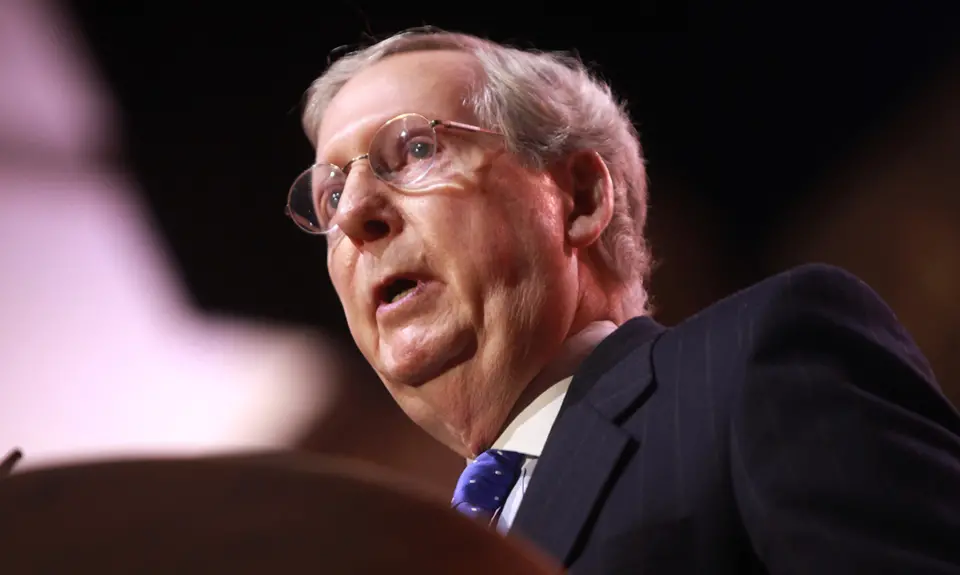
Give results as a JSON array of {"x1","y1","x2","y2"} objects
[{"x1": 451, "y1": 449, "x2": 526, "y2": 523}]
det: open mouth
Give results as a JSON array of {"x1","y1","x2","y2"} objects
[{"x1": 377, "y1": 277, "x2": 422, "y2": 306}]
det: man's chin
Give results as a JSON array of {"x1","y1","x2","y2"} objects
[{"x1": 377, "y1": 331, "x2": 477, "y2": 389}]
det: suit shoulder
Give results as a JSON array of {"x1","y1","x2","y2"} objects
[
  {"x1": 754, "y1": 262, "x2": 883, "y2": 309},
  {"x1": 740, "y1": 263, "x2": 900, "y2": 335},
  {"x1": 663, "y1": 263, "x2": 913, "y2": 361},
  {"x1": 674, "y1": 263, "x2": 893, "y2": 332},
  {"x1": 666, "y1": 263, "x2": 934, "y2": 383}
]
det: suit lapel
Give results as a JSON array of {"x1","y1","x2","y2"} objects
[{"x1": 511, "y1": 317, "x2": 664, "y2": 565}]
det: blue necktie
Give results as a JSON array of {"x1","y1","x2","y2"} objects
[{"x1": 451, "y1": 449, "x2": 526, "y2": 523}]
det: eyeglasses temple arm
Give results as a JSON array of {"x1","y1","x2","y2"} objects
[{"x1": 435, "y1": 119, "x2": 501, "y2": 136}]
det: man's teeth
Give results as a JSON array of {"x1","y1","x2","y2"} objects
[{"x1": 388, "y1": 286, "x2": 417, "y2": 303}]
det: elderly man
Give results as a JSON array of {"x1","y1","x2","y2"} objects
[{"x1": 286, "y1": 29, "x2": 960, "y2": 573}]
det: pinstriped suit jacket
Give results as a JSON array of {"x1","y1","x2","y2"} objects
[{"x1": 511, "y1": 263, "x2": 960, "y2": 574}]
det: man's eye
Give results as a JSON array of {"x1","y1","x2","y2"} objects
[
  {"x1": 406, "y1": 139, "x2": 435, "y2": 161},
  {"x1": 328, "y1": 189, "x2": 342, "y2": 211},
  {"x1": 317, "y1": 186, "x2": 342, "y2": 218}
]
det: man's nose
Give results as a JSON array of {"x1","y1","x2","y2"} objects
[{"x1": 333, "y1": 168, "x2": 403, "y2": 246}]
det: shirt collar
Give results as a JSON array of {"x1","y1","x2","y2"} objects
[{"x1": 489, "y1": 320, "x2": 618, "y2": 457}]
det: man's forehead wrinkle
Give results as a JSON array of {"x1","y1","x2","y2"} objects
[
  {"x1": 316, "y1": 115, "x2": 384, "y2": 164},
  {"x1": 314, "y1": 51, "x2": 482, "y2": 160},
  {"x1": 315, "y1": 80, "x2": 396, "y2": 160}
]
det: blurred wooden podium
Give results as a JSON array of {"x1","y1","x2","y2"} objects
[{"x1": 0, "y1": 452, "x2": 560, "y2": 574}]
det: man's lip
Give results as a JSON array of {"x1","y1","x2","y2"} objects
[
  {"x1": 375, "y1": 280, "x2": 432, "y2": 318},
  {"x1": 372, "y1": 273, "x2": 434, "y2": 309}
]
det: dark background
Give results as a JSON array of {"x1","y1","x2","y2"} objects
[
  {"x1": 61, "y1": 1, "x2": 960, "y2": 486},
  {"x1": 66, "y1": 1, "x2": 958, "y2": 328}
]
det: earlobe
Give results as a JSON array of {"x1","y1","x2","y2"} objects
[{"x1": 566, "y1": 150, "x2": 614, "y2": 248}]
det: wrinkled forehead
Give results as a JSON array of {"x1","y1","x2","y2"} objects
[{"x1": 315, "y1": 50, "x2": 481, "y2": 162}]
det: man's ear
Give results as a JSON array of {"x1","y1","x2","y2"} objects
[{"x1": 559, "y1": 150, "x2": 614, "y2": 248}]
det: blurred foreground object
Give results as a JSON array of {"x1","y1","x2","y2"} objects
[
  {"x1": 0, "y1": 0, "x2": 335, "y2": 467},
  {"x1": 0, "y1": 452, "x2": 560, "y2": 574},
  {"x1": 0, "y1": 0, "x2": 113, "y2": 163}
]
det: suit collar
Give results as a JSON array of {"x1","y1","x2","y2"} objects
[
  {"x1": 566, "y1": 315, "x2": 665, "y2": 417},
  {"x1": 511, "y1": 315, "x2": 665, "y2": 565}
]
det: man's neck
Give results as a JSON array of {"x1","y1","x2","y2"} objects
[{"x1": 494, "y1": 320, "x2": 618, "y2": 445}]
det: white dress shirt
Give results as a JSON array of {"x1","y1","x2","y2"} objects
[{"x1": 470, "y1": 321, "x2": 618, "y2": 533}]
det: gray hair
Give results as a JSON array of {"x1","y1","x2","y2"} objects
[{"x1": 302, "y1": 28, "x2": 652, "y2": 314}]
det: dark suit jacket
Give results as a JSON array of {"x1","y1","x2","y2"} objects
[{"x1": 511, "y1": 263, "x2": 960, "y2": 574}]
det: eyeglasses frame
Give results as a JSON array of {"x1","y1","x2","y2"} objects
[{"x1": 285, "y1": 113, "x2": 502, "y2": 235}]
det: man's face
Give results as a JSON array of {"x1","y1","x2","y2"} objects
[{"x1": 316, "y1": 50, "x2": 579, "y2": 455}]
